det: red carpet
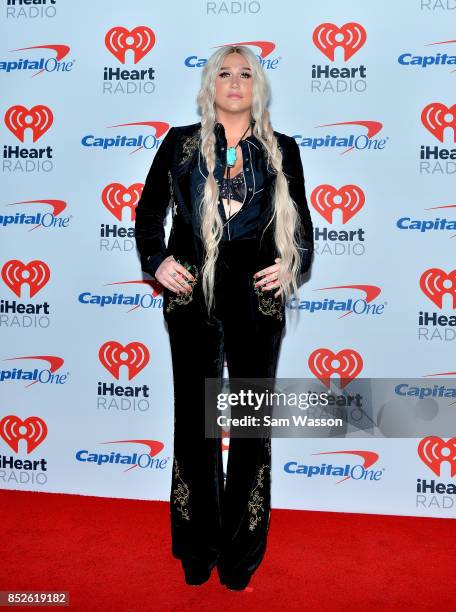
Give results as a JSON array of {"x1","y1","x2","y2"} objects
[{"x1": 1, "y1": 489, "x2": 455, "y2": 611}]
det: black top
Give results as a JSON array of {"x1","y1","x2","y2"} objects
[
  {"x1": 219, "y1": 170, "x2": 246, "y2": 203},
  {"x1": 190, "y1": 122, "x2": 266, "y2": 241},
  {"x1": 134, "y1": 121, "x2": 314, "y2": 280}
]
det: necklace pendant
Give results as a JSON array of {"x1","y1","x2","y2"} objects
[{"x1": 226, "y1": 146, "x2": 237, "y2": 167}]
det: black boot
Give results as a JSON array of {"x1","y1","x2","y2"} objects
[
  {"x1": 183, "y1": 562, "x2": 213, "y2": 586},
  {"x1": 222, "y1": 573, "x2": 252, "y2": 590}
]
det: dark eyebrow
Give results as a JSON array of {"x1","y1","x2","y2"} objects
[{"x1": 219, "y1": 66, "x2": 252, "y2": 70}]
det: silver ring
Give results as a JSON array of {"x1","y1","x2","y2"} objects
[{"x1": 171, "y1": 272, "x2": 177, "y2": 278}]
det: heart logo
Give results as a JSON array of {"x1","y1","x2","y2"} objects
[
  {"x1": 99, "y1": 341, "x2": 150, "y2": 380},
  {"x1": 310, "y1": 184, "x2": 365, "y2": 223},
  {"x1": 0, "y1": 415, "x2": 48, "y2": 453},
  {"x1": 418, "y1": 436, "x2": 456, "y2": 476},
  {"x1": 4, "y1": 104, "x2": 53, "y2": 142},
  {"x1": 1, "y1": 259, "x2": 50, "y2": 298},
  {"x1": 419, "y1": 268, "x2": 456, "y2": 309},
  {"x1": 101, "y1": 183, "x2": 143, "y2": 222},
  {"x1": 308, "y1": 348, "x2": 363, "y2": 389},
  {"x1": 313, "y1": 22, "x2": 367, "y2": 61},
  {"x1": 421, "y1": 103, "x2": 456, "y2": 143},
  {"x1": 105, "y1": 26, "x2": 156, "y2": 64}
]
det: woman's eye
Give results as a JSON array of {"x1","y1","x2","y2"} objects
[{"x1": 218, "y1": 71, "x2": 251, "y2": 78}]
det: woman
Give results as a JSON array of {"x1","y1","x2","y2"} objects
[{"x1": 135, "y1": 45, "x2": 314, "y2": 591}]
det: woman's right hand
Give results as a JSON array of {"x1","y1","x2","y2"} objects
[{"x1": 155, "y1": 255, "x2": 195, "y2": 294}]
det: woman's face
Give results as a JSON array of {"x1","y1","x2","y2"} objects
[{"x1": 214, "y1": 52, "x2": 253, "y2": 117}]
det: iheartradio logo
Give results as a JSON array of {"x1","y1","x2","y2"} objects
[
  {"x1": 0, "y1": 414, "x2": 47, "y2": 453},
  {"x1": 308, "y1": 348, "x2": 363, "y2": 389},
  {"x1": 418, "y1": 436, "x2": 456, "y2": 477},
  {"x1": 101, "y1": 183, "x2": 143, "y2": 221},
  {"x1": 1, "y1": 259, "x2": 50, "y2": 298},
  {"x1": 4, "y1": 104, "x2": 53, "y2": 142},
  {"x1": 420, "y1": 268, "x2": 456, "y2": 309},
  {"x1": 105, "y1": 26, "x2": 156, "y2": 64},
  {"x1": 313, "y1": 22, "x2": 366, "y2": 61},
  {"x1": 421, "y1": 103, "x2": 456, "y2": 143},
  {"x1": 310, "y1": 184, "x2": 365, "y2": 223},
  {"x1": 98, "y1": 341, "x2": 150, "y2": 380}
]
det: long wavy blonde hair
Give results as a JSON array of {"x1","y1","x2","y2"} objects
[{"x1": 196, "y1": 45, "x2": 303, "y2": 315}]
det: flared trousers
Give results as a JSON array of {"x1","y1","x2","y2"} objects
[{"x1": 165, "y1": 237, "x2": 284, "y2": 584}]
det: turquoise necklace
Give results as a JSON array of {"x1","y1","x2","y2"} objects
[
  {"x1": 226, "y1": 121, "x2": 253, "y2": 171},
  {"x1": 223, "y1": 121, "x2": 253, "y2": 233}
]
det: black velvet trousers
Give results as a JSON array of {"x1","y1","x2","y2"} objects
[{"x1": 165, "y1": 237, "x2": 284, "y2": 585}]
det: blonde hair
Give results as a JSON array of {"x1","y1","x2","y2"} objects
[{"x1": 196, "y1": 45, "x2": 303, "y2": 316}]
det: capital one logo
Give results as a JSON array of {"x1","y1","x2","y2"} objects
[
  {"x1": 4, "y1": 104, "x2": 53, "y2": 142},
  {"x1": 4, "y1": 199, "x2": 68, "y2": 231},
  {"x1": 0, "y1": 414, "x2": 47, "y2": 453},
  {"x1": 313, "y1": 120, "x2": 384, "y2": 155},
  {"x1": 308, "y1": 348, "x2": 363, "y2": 389},
  {"x1": 312, "y1": 450, "x2": 380, "y2": 484},
  {"x1": 420, "y1": 268, "x2": 456, "y2": 308},
  {"x1": 421, "y1": 103, "x2": 456, "y2": 143},
  {"x1": 313, "y1": 22, "x2": 366, "y2": 61},
  {"x1": 185, "y1": 42, "x2": 279, "y2": 70},
  {"x1": 2, "y1": 355, "x2": 65, "y2": 388},
  {"x1": 104, "y1": 280, "x2": 164, "y2": 311},
  {"x1": 1, "y1": 260, "x2": 50, "y2": 297},
  {"x1": 106, "y1": 120, "x2": 169, "y2": 139},
  {"x1": 214, "y1": 41, "x2": 275, "y2": 58},
  {"x1": 105, "y1": 26, "x2": 156, "y2": 64},
  {"x1": 102, "y1": 183, "x2": 143, "y2": 221},
  {"x1": 8, "y1": 44, "x2": 71, "y2": 77},
  {"x1": 310, "y1": 184, "x2": 365, "y2": 223},
  {"x1": 312, "y1": 284, "x2": 382, "y2": 319},
  {"x1": 418, "y1": 436, "x2": 456, "y2": 477},
  {"x1": 99, "y1": 341, "x2": 150, "y2": 380}
]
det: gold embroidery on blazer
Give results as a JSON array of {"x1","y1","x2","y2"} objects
[
  {"x1": 179, "y1": 130, "x2": 201, "y2": 166},
  {"x1": 165, "y1": 260, "x2": 199, "y2": 313},
  {"x1": 248, "y1": 463, "x2": 268, "y2": 531},
  {"x1": 168, "y1": 169, "x2": 178, "y2": 217},
  {"x1": 172, "y1": 457, "x2": 190, "y2": 521},
  {"x1": 253, "y1": 282, "x2": 284, "y2": 321}
]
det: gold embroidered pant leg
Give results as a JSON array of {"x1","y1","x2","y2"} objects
[
  {"x1": 214, "y1": 239, "x2": 285, "y2": 588},
  {"x1": 167, "y1": 308, "x2": 225, "y2": 582},
  {"x1": 217, "y1": 302, "x2": 283, "y2": 587}
]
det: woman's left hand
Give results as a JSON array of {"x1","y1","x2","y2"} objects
[{"x1": 253, "y1": 258, "x2": 292, "y2": 299}]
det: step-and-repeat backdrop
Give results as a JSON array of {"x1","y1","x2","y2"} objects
[{"x1": 1, "y1": 0, "x2": 455, "y2": 519}]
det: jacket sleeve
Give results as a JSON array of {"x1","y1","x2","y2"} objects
[
  {"x1": 134, "y1": 127, "x2": 176, "y2": 278},
  {"x1": 283, "y1": 135, "x2": 314, "y2": 275}
]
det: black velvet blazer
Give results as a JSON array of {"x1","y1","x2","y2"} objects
[{"x1": 134, "y1": 121, "x2": 314, "y2": 292}]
